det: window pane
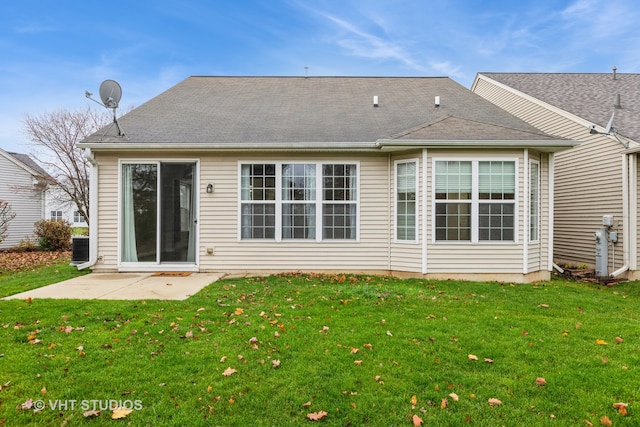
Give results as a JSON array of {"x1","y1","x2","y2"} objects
[
  {"x1": 241, "y1": 164, "x2": 276, "y2": 201},
  {"x1": 435, "y1": 202, "x2": 471, "y2": 241},
  {"x1": 323, "y1": 164, "x2": 357, "y2": 201},
  {"x1": 122, "y1": 164, "x2": 157, "y2": 262},
  {"x1": 530, "y1": 162, "x2": 540, "y2": 241},
  {"x1": 397, "y1": 161, "x2": 417, "y2": 241},
  {"x1": 282, "y1": 203, "x2": 316, "y2": 239},
  {"x1": 282, "y1": 164, "x2": 315, "y2": 201},
  {"x1": 323, "y1": 204, "x2": 356, "y2": 239},
  {"x1": 479, "y1": 203, "x2": 514, "y2": 241},
  {"x1": 241, "y1": 204, "x2": 275, "y2": 239},
  {"x1": 435, "y1": 161, "x2": 471, "y2": 200},
  {"x1": 479, "y1": 161, "x2": 515, "y2": 200}
]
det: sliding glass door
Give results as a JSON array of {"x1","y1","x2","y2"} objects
[{"x1": 121, "y1": 162, "x2": 197, "y2": 265}]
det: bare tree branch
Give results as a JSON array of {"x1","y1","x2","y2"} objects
[
  {"x1": 22, "y1": 106, "x2": 112, "y2": 226},
  {"x1": 0, "y1": 199, "x2": 16, "y2": 243}
]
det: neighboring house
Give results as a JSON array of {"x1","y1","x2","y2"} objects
[
  {"x1": 0, "y1": 149, "x2": 49, "y2": 249},
  {"x1": 472, "y1": 71, "x2": 640, "y2": 278},
  {"x1": 77, "y1": 76, "x2": 577, "y2": 282},
  {"x1": 45, "y1": 185, "x2": 88, "y2": 228}
]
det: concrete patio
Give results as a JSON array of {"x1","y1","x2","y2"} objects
[{"x1": 2, "y1": 272, "x2": 225, "y2": 301}]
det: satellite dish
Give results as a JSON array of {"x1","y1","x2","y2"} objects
[
  {"x1": 85, "y1": 79, "x2": 126, "y2": 138},
  {"x1": 604, "y1": 111, "x2": 615, "y2": 134},
  {"x1": 99, "y1": 79, "x2": 122, "y2": 109}
]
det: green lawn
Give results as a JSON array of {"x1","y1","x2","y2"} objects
[{"x1": 0, "y1": 269, "x2": 639, "y2": 426}]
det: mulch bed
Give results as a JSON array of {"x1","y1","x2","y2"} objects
[{"x1": 0, "y1": 250, "x2": 71, "y2": 273}]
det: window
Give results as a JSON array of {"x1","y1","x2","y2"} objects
[
  {"x1": 240, "y1": 162, "x2": 358, "y2": 240},
  {"x1": 529, "y1": 161, "x2": 540, "y2": 242},
  {"x1": 73, "y1": 211, "x2": 86, "y2": 224},
  {"x1": 396, "y1": 160, "x2": 418, "y2": 241},
  {"x1": 435, "y1": 160, "x2": 516, "y2": 242},
  {"x1": 51, "y1": 211, "x2": 63, "y2": 221}
]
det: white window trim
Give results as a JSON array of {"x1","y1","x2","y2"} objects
[
  {"x1": 529, "y1": 159, "x2": 541, "y2": 244},
  {"x1": 237, "y1": 160, "x2": 360, "y2": 242},
  {"x1": 431, "y1": 157, "x2": 519, "y2": 244},
  {"x1": 394, "y1": 158, "x2": 419, "y2": 244},
  {"x1": 117, "y1": 159, "x2": 200, "y2": 271}
]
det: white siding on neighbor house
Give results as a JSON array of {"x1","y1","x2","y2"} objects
[
  {"x1": 45, "y1": 186, "x2": 87, "y2": 227},
  {"x1": 473, "y1": 77, "x2": 625, "y2": 269},
  {"x1": 0, "y1": 155, "x2": 44, "y2": 248}
]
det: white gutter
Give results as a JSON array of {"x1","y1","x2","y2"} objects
[
  {"x1": 76, "y1": 148, "x2": 98, "y2": 270},
  {"x1": 610, "y1": 153, "x2": 631, "y2": 277}
]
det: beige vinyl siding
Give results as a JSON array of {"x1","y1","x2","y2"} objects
[
  {"x1": 0, "y1": 156, "x2": 44, "y2": 249},
  {"x1": 424, "y1": 149, "x2": 527, "y2": 274},
  {"x1": 94, "y1": 152, "x2": 391, "y2": 272},
  {"x1": 474, "y1": 76, "x2": 625, "y2": 269}
]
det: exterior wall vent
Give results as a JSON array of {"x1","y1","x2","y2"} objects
[
  {"x1": 614, "y1": 93, "x2": 621, "y2": 109},
  {"x1": 373, "y1": 95, "x2": 379, "y2": 107},
  {"x1": 434, "y1": 96, "x2": 440, "y2": 107}
]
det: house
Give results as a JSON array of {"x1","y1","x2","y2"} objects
[
  {"x1": 472, "y1": 71, "x2": 640, "y2": 278},
  {"x1": 77, "y1": 76, "x2": 577, "y2": 282},
  {"x1": 45, "y1": 185, "x2": 88, "y2": 228},
  {"x1": 0, "y1": 149, "x2": 49, "y2": 249}
]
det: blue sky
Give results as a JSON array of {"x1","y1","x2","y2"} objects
[{"x1": 1, "y1": 0, "x2": 639, "y2": 153}]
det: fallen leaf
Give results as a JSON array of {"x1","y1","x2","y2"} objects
[
  {"x1": 613, "y1": 402, "x2": 628, "y2": 416},
  {"x1": 363, "y1": 343, "x2": 373, "y2": 350},
  {"x1": 386, "y1": 330, "x2": 393, "y2": 337},
  {"x1": 354, "y1": 360, "x2": 363, "y2": 366},
  {"x1": 234, "y1": 308, "x2": 244, "y2": 315},
  {"x1": 249, "y1": 337, "x2": 258, "y2": 344},
  {"x1": 441, "y1": 398, "x2": 448, "y2": 409},
  {"x1": 468, "y1": 354, "x2": 478, "y2": 361},
  {"x1": 111, "y1": 407, "x2": 133, "y2": 419},
  {"x1": 350, "y1": 347, "x2": 359, "y2": 354},
  {"x1": 600, "y1": 415, "x2": 612, "y2": 426},
  {"x1": 488, "y1": 398, "x2": 502, "y2": 406},
  {"x1": 412, "y1": 414, "x2": 423, "y2": 426},
  {"x1": 484, "y1": 358, "x2": 494, "y2": 364},
  {"x1": 83, "y1": 410, "x2": 100, "y2": 417},
  {"x1": 302, "y1": 401, "x2": 312, "y2": 407},
  {"x1": 584, "y1": 420, "x2": 593, "y2": 427},
  {"x1": 616, "y1": 336, "x2": 624, "y2": 344},
  {"x1": 596, "y1": 339, "x2": 607, "y2": 345},
  {"x1": 17, "y1": 399, "x2": 33, "y2": 410},
  {"x1": 272, "y1": 359, "x2": 280, "y2": 369},
  {"x1": 40, "y1": 387, "x2": 47, "y2": 394},
  {"x1": 222, "y1": 367, "x2": 237, "y2": 376},
  {"x1": 536, "y1": 377, "x2": 547, "y2": 386},
  {"x1": 449, "y1": 392, "x2": 459, "y2": 401},
  {"x1": 538, "y1": 304, "x2": 549, "y2": 308},
  {"x1": 307, "y1": 410, "x2": 328, "y2": 421}
]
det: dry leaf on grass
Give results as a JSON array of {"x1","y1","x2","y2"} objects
[
  {"x1": 600, "y1": 415, "x2": 612, "y2": 426},
  {"x1": 468, "y1": 354, "x2": 478, "y2": 361},
  {"x1": 222, "y1": 367, "x2": 237, "y2": 376},
  {"x1": 596, "y1": 339, "x2": 607, "y2": 345},
  {"x1": 307, "y1": 410, "x2": 328, "y2": 421},
  {"x1": 613, "y1": 402, "x2": 628, "y2": 416},
  {"x1": 536, "y1": 377, "x2": 547, "y2": 386},
  {"x1": 412, "y1": 414, "x2": 423, "y2": 426},
  {"x1": 488, "y1": 398, "x2": 502, "y2": 406},
  {"x1": 83, "y1": 410, "x2": 100, "y2": 417},
  {"x1": 449, "y1": 392, "x2": 459, "y2": 401},
  {"x1": 111, "y1": 407, "x2": 133, "y2": 419}
]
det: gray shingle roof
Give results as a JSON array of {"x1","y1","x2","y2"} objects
[
  {"x1": 479, "y1": 72, "x2": 640, "y2": 142},
  {"x1": 5, "y1": 151, "x2": 48, "y2": 178},
  {"x1": 83, "y1": 76, "x2": 560, "y2": 146}
]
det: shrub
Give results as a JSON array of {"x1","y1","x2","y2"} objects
[
  {"x1": 17, "y1": 237, "x2": 39, "y2": 252},
  {"x1": 34, "y1": 219, "x2": 72, "y2": 251}
]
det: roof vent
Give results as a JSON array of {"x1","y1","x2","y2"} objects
[
  {"x1": 434, "y1": 96, "x2": 440, "y2": 107},
  {"x1": 612, "y1": 66, "x2": 617, "y2": 80},
  {"x1": 373, "y1": 95, "x2": 379, "y2": 107},
  {"x1": 614, "y1": 93, "x2": 621, "y2": 109}
]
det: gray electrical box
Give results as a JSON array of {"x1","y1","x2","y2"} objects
[
  {"x1": 595, "y1": 230, "x2": 608, "y2": 277},
  {"x1": 603, "y1": 215, "x2": 614, "y2": 227}
]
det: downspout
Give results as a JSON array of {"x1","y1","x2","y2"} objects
[
  {"x1": 77, "y1": 148, "x2": 98, "y2": 270},
  {"x1": 610, "y1": 153, "x2": 631, "y2": 277}
]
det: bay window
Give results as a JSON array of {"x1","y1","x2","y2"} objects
[
  {"x1": 396, "y1": 160, "x2": 418, "y2": 241},
  {"x1": 435, "y1": 159, "x2": 516, "y2": 242}
]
